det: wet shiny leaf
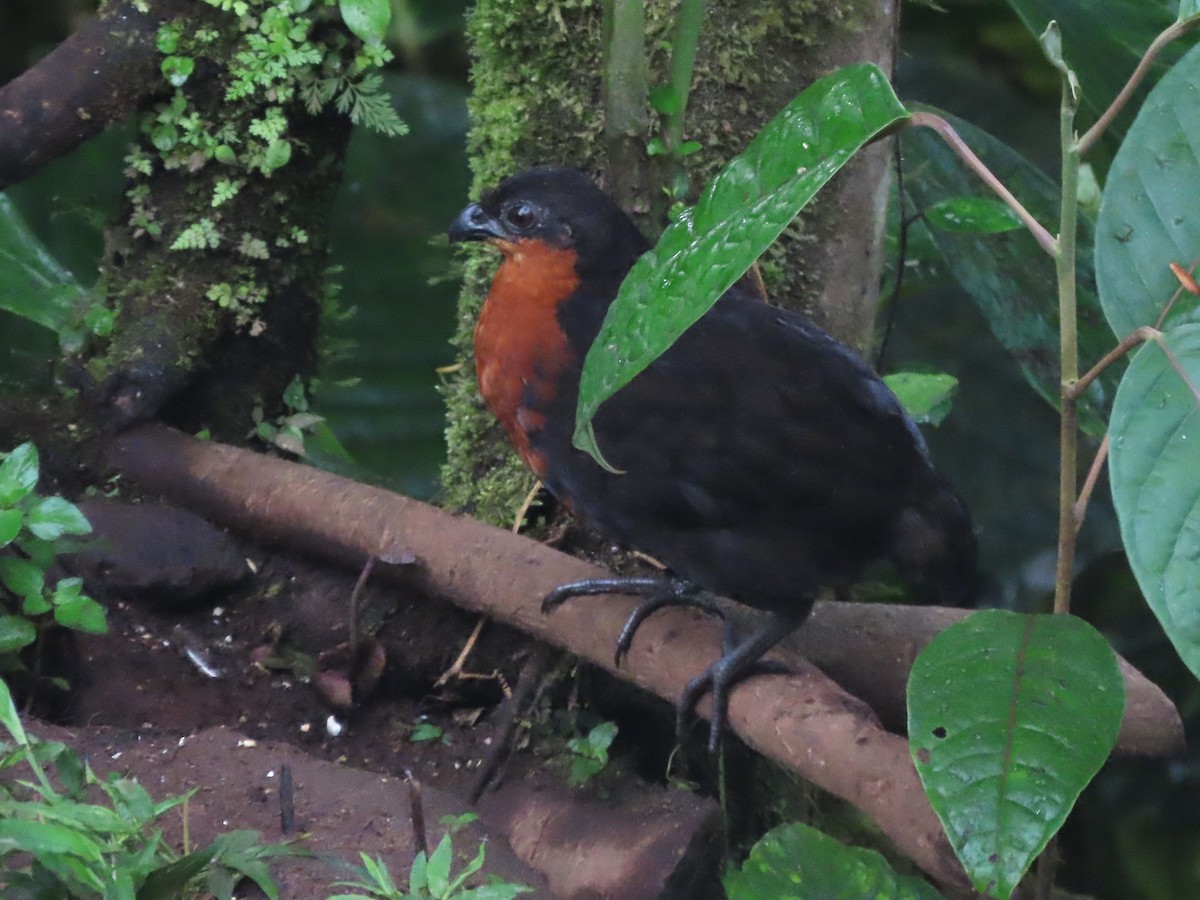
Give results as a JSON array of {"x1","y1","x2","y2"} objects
[
  {"x1": 908, "y1": 610, "x2": 1124, "y2": 899},
  {"x1": 574, "y1": 63, "x2": 909, "y2": 462}
]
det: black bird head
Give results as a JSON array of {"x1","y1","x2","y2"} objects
[{"x1": 448, "y1": 166, "x2": 650, "y2": 277}]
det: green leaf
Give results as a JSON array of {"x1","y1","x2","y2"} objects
[
  {"x1": 0, "y1": 507, "x2": 22, "y2": 547},
  {"x1": 0, "y1": 195, "x2": 88, "y2": 335},
  {"x1": 0, "y1": 818, "x2": 106, "y2": 861},
  {"x1": 1095, "y1": 41, "x2": 1200, "y2": 340},
  {"x1": 339, "y1": 0, "x2": 391, "y2": 45},
  {"x1": 724, "y1": 822, "x2": 945, "y2": 900},
  {"x1": 649, "y1": 84, "x2": 679, "y2": 116},
  {"x1": 0, "y1": 441, "x2": 39, "y2": 506},
  {"x1": 53, "y1": 591, "x2": 108, "y2": 634},
  {"x1": 573, "y1": 63, "x2": 909, "y2": 463},
  {"x1": 1109, "y1": 325, "x2": 1200, "y2": 677},
  {"x1": 23, "y1": 589, "x2": 51, "y2": 616},
  {"x1": 25, "y1": 496, "x2": 92, "y2": 541},
  {"x1": 0, "y1": 556, "x2": 45, "y2": 604},
  {"x1": 924, "y1": 197, "x2": 1022, "y2": 234},
  {"x1": 901, "y1": 107, "x2": 1116, "y2": 437},
  {"x1": 0, "y1": 614, "x2": 37, "y2": 654},
  {"x1": 409, "y1": 848, "x2": 429, "y2": 893},
  {"x1": 138, "y1": 850, "x2": 214, "y2": 900},
  {"x1": 425, "y1": 834, "x2": 453, "y2": 897},
  {"x1": 0, "y1": 677, "x2": 29, "y2": 742},
  {"x1": 261, "y1": 139, "x2": 293, "y2": 173},
  {"x1": 882, "y1": 372, "x2": 959, "y2": 425},
  {"x1": 161, "y1": 55, "x2": 195, "y2": 88},
  {"x1": 584, "y1": 720, "x2": 617, "y2": 754},
  {"x1": 410, "y1": 722, "x2": 444, "y2": 742},
  {"x1": 908, "y1": 610, "x2": 1124, "y2": 899},
  {"x1": 446, "y1": 841, "x2": 488, "y2": 895}
]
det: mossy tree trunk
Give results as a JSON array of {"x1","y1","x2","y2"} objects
[
  {"x1": 0, "y1": 0, "x2": 360, "y2": 471},
  {"x1": 443, "y1": 0, "x2": 898, "y2": 524}
]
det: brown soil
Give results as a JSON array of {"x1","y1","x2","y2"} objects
[{"x1": 9, "y1": 501, "x2": 724, "y2": 899}]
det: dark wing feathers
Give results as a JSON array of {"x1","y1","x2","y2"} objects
[{"x1": 538, "y1": 289, "x2": 943, "y2": 604}]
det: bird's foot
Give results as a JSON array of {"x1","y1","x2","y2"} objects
[
  {"x1": 542, "y1": 576, "x2": 723, "y2": 666},
  {"x1": 675, "y1": 612, "x2": 805, "y2": 756}
]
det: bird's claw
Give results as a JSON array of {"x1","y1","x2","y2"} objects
[
  {"x1": 539, "y1": 576, "x2": 711, "y2": 666},
  {"x1": 673, "y1": 611, "x2": 807, "y2": 756}
]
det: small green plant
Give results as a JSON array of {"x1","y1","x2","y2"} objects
[
  {"x1": 723, "y1": 823, "x2": 943, "y2": 899},
  {"x1": 408, "y1": 721, "x2": 447, "y2": 744},
  {"x1": 565, "y1": 720, "x2": 617, "y2": 786},
  {"x1": 251, "y1": 375, "x2": 326, "y2": 456},
  {"x1": 0, "y1": 442, "x2": 104, "y2": 691},
  {"x1": 0, "y1": 679, "x2": 303, "y2": 898},
  {"x1": 329, "y1": 830, "x2": 532, "y2": 900}
]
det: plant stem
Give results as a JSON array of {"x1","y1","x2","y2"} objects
[
  {"x1": 908, "y1": 112, "x2": 1057, "y2": 257},
  {"x1": 1076, "y1": 17, "x2": 1200, "y2": 156},
  {"x1": 1073, "y1": 434, "x2": 1109, "y2": 532},
  {"x1": 663, "y1": 0, "x2": 705, "y2": 154},
  {"x1": 1053, "y1": 68, "x2": 1081, "y2": 617}
]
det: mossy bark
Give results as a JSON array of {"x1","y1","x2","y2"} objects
[
  {"x1": 443, "y1": 0, "x2": 898, "y2": 523},
  {"x1": 83, "y1": 4, "x2": 351, "y2": 440}
]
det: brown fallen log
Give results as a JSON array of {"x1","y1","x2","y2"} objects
[
  {"x1": 718, "y1": 598, "x2": 1183, "y2": 758},
  {"x1": 106, "y1": 425, "x2": 1184, "y2": 893}
]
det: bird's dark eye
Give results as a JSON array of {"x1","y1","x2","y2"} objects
[{"x1": 504, "y1": 203, "x2": 537, "y2": 230}]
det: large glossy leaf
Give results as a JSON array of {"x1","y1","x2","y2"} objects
[
  {"x1": 724, "y1": 822, "x2": 945, "y2": 900},
  {"x1": 1095, "y1": 42, "x2": 1200, "y2": 339},
  {"x1": 908, "y1": 610, "x2": 1124, "y2": 899},
  {"x1": 1003, "y1": 0, "x2": 1184, "y2": 130},
  {"x1": 0, "y1": 194, "x2": 87, "y2": 334},
  {"x1": 572, "y1": 63, "x2": 909, "y2": 464},
  {"x1": 1109, "y1": 324, "x2": 1200, "y2": 678},
  {"x1": 902, "y1": 108, "x2": 1116, "y2": 436}
]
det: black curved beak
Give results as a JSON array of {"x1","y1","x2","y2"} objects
[{"x1": 448, "y1": 203, "x2": 505, "y2": 243}]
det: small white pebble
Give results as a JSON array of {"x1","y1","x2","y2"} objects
[
  {"x1": 326, "y1": 715, "x2": 344, "y2": 737},
  {"x1": 299, "y1": 722, "x2": 311, "y2": 734},
  {"x1": 237, "y1": 739, "x2": 258, "y2": 748}
]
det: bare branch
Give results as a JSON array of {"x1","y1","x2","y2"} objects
[
  {"x1": 0, "y1": 1, "x2": 186, "y2": 190},
  {"x1": 1077, "y1": 17, "x2": 1200, "y2": 157}
]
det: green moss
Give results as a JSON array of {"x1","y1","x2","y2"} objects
[{"x1": 442, "y1": 0, "x2": 610, "y2": 521}]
